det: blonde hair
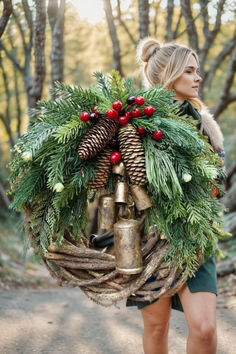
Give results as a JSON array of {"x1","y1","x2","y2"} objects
[{"x1": 137, "y1": 37, "x2": 204, "y2": 111}]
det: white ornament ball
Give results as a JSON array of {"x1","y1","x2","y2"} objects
[
  {"x1": 53, "y1": 183, "x2": 64, "y2": 192},
  {"x1": 22, "y1": 151, "x2": 32, "y2": 162},
  {"x1": 183, "y1": 173, "x2": 192, "y2": 182}
]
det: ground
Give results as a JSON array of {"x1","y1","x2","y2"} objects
[{"x1": 0, "y1": 262, "x2": 235, "y2": 354}]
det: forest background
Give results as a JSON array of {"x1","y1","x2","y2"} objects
[{"x1": 0, "y1": 0, "x2": 235, "y2": 283}]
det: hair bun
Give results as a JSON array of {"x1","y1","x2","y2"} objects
[{"x1": 137, "y1": 37, "x2": 161, "y2": 62}]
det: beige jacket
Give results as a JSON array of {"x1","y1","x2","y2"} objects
[{"x1": 199, "y1": 109, "x2": 224, "y2": 153}]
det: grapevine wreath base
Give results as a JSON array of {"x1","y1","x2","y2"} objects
[
  {"x1": 10, "y1": 71, "x2": 225, "y2": 306},
  {"x1": 24, "y1": 214, "x2": 198, "y2": 306}
]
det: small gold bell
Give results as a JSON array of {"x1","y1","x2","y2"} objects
[
  {"x1": 112, "y1": 161, "x2": 125, "y2": 176},
  {"x1": 118, "y1": 196, "x2": 135, "y2": 219},
  {"x1": 114, "y1": 219, "x2": 143, "y2": 274},
  {"x1": 130, "y1": 185, "x2": 152, "y2": 211},
  {"x1": 98, "y1": 194, "x2": 116, "y2": 230},
  {"x1": 115, "y1": 181, "x2": 129, "y2": 204}
]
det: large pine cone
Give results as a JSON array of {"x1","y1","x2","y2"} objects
[
  {"x1": 118, "y1": 124, "x2": 146, "y2": 185},
  {"x1": 78, "y1": 118, "x2": 118, "y2": 160},
  {"x1": 88, "y1": 146, "x2": 113, "y2": 191}
]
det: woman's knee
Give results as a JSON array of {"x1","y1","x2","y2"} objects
[
  {"x1": 144, "y1": 321, "x2": 170, "y2": 341},
  {"x1": 190, "y1": 320, "x2": 216, "y2": 342},
  {"x1": 142, "y1": 307, "x2": 170, "y2": 340}
]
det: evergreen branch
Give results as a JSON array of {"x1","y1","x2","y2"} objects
[
  {"x1": 9, "y1": 166, "x2": 46, "y2": 211},
  {"x1": 144, "y1": 138, "x2": 183, "y2": 198},
  {"x1": 94, "y1": 71, "x2": 111, "y2": 98},
  {"x1": 53, "y1": 118, "x2": 91, "y2": 144}
]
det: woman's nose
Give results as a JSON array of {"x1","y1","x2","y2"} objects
[{"x1": 195, "y1": 73, "x2": 202, "y2": 82}]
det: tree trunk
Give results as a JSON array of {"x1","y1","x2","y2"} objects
[
  {"x1": 28, "y1": 0, "x2": 46, "y2": 108},
  {"x1": 0, "y1": 53, "x2": 15, "y2": 148},
  {"x1": 0, "y1": 180, "x2": 10, "y2": 210},
  {"x1": 138, "y1": 0, "x2": 149, "y2": 39},
  {"x1": 0, "y1": 0, "x2": 12, "y2": 38},
  {"x1": 103, "y1": 0, "x2": 123, "y2": 76},
  {"x1": 165, "y1": 0, "x2": 174, "y2": 41},
  {"x1": 47, "y1": 0, "x2": 65, "y2": 86}
]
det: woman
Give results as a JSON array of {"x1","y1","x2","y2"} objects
[{"x1": 128, "y1": 38, "x2": 225, "y2": 354}]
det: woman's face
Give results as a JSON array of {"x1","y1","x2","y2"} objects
[{"x1": 173, "y1": 54, "x2": 202, "y2": 102}]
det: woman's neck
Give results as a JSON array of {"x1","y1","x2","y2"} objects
[{"x1": 174, "y1": 94, "x2": 187, "y2": 104}]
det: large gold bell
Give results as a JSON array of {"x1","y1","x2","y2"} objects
[
  {"x1": 114, "y1": 219, "x2": 143, "y2": 274},
  {"x1": 130, "y1": 184, "x2": 152, "y2": 211},
  {"x1": 98, "y1": 194, "x2": 116, "y2": 230}
]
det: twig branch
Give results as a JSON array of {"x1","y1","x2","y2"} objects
[
  {"x1": 225, "y1": 161, "x2": 236, "y2": 190},
  {"x1": 116, "y1": 0, "x2": 137, "y2": 46},
  {"x1": 213, "y1": 46, "x2": 236, "y2": 118},
  {"x1": 203, "y1": 36, "x2": 236, "y2": 89},
  {"x1": 180, "y1": 0, "x2": 199, "y2": 51}
]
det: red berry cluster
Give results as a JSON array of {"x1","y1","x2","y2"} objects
[
  {"x1": 79, "y1": 107, "x2": 100, "y2": 122},
  {"x1": 126, "y1": 96, "x2": 155, "y2": 119},
  {"x1": 106, "y1": 100, "x2": 131, "y2": 126},
  {"x1": 137, "y1": 126, "x2": 163, "y2": 140},
  {"x1": 80, "y1": 96, "x2": 156, "y2": 127},
  {"x1": 106, "y1": 96, "x2": 156, "y2": 126}
]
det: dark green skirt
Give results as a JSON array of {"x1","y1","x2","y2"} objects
[{"x1": 126, "y1": 257, "x2": 217, "y2": 312}]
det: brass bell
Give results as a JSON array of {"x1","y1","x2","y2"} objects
[
  {"x1": 115, "y1": 181, "x2": 129, "y2": 204},
  {"x1": 130, "y1": 184, "x2": 152, "y2": 211},
  {"x1": 118, "y1": 196, "x2": 135, "y2": 219},
  {"x1": 98, "y1": 194, "x2": 116, "y2": 230},
  {"x1": 112, "y1": 161, "x2": 125, "y2": 176},
  {"x1": 114, "y1": 219, "x2": 143, "y2": 274}
]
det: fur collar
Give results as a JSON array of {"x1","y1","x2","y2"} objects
[{"x1": 199, "y1": 109, "x2": 224, "y2": 152}]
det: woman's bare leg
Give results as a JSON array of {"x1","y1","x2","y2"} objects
[
  {"x1": 141, "y1": 297, "x2": 172, "y2": 354},
  {"x1": 178, "y1": 284, "x2": 217, "y2": 354}
]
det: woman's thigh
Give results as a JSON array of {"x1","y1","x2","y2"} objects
[
  {"x1": 141, "y1": 297, "x2": 172, "y2": 330},
  {"x1": 177, "y1": 284, "x2": 217, "y2": 334}
]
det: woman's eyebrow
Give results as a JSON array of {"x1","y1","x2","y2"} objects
[{"x1": 185, "y1": 65, "x2": 200, "y2": 70}]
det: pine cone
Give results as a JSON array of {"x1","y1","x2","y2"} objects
[
  {"x1": 78, "y1": 118, "x2": 118, "y2": 160},
  {"x1": 88, "y1": 146, "x2": 113, "y2": 191},
  {"x1": 118, "y1": 124, "x2": 146, "y2": 185}
]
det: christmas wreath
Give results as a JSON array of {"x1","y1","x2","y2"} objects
[{"x1": 9, "y1": 71, "x2": 225, "y2": 305}]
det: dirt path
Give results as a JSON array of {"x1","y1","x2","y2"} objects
[{"x1": 0, "y1": 284, "x2": 235, "y2": 354}]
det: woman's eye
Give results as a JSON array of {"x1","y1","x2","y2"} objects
[{"x1": 185, "y1": 70, "x2": 192, "y2": 73}]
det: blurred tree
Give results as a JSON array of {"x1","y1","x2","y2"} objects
[
  {"x1": 0, "y1": 0, "x2": 46, "y2": 109},
  {"x1": 47, "y1": 0, "x2": 65, "y2": 86},
  {"x1": 0, "y1": 0, "x2": 65, "y2": 214},
  {"x1": 138, "y1": 0, "x2": 149, "y2": 38},
  {"x1": 103, "y1": 0, "x2": 123, "y2": 76},
  {"x1": 0, "y1": 0, "x2": 12, "y2": 212},
  {"x1": 0, "y1": 0, "x2": 12, "y2": 38}
]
